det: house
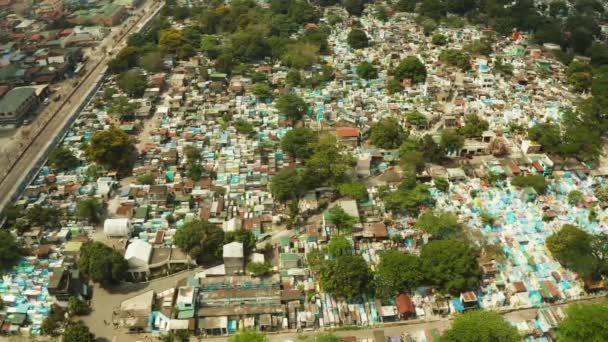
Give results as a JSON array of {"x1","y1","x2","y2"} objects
[
  {"x1": 396, "y1": 294, "x2": 415, "y2": 319},
  {"x1": 279, "y1": 253, "x2": 299, "y2": 269},
  {"x1": 117, "y1": 290, "x2": 154, "y2": 333},
  {"x1": 103, "y1": 218, "x2": 132, "y2": 238},
  {"x1": 48, "y1": 267, "x2": 72, "y2": 301},
  {"x1": 335, "y1": 127, "x2": 360, "y2": 147},
  {"x1": 0, "y1": 87, "x2": 38, "y2": 128},
  {"x1": 124, "y1": 240, "x2": 153, "y2": 281},
  {"x1": 223, "y1": 242, "x2": 244, "y2": 275},
  {"x1": 37, "y1": 0, "x2": 63, "y2": 14}
]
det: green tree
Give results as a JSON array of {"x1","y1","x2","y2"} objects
[
  {"x1": 393, "y1": 57, "x2": 427, "y2": 83},
  {"x1": 338, "y1": 181, "x2": 368, "y2": 201},
  {"x1": 162, "y1": 330, "x2": 191, "y2": 342},
  {"x1": 68, "y1": 296, "x2": 90, "y2": 316},
  {"x1": 302, "y1": 134, "x2": 354, "y2": 189},
  {"x1": 441, "y1": 310, "x2": 520, "y2": 342},
  {"x1": 282, "y1": 42, "x2": 319, "y2": 69},
  {"x1": 229, "y1": 329, "x2": 267, "y2": 342},
  {"x1": 375, "y1": 250, "x2": 422, "y2": 299},
  {"x1": 434, "y1": 178, "x2": 449, "y2": 192},
  {"x1": 415, "y1": 210, "x2": 463, "y2": 239},
  {"x1": 387, "y1": 79, "x2": 403, "y2": 94},
  {"x1": 41, "y1": 307, "x2": 65, "y2": 336},
  {"x1": 139, "y1": 51, "x2": 164, "y2": 72},
  {"x1": 200, "y1": 35, "x2": 223, "y2": 59},
  {"x1": 384, "y1": 181, "x2": 432, "y2": 215},
  {"x1": 511, "y1": 175, "x2": 548, "y2": 194},
  {"x1": 75, "y1": 197, "x2": 103, "y2": 224},
  {"x1": 420, "y1": 239, "x2": 481, "y2": 295},
  {"x1": 0, "y1": 230, "x2": 22, "y2": 271},
  {"x1": 281, "y1": 127, "x2": 317, "y2": 160},
  {"x1": 224, "y1": 229, "x2": 256, "y2": 258},
  {"x1": 557, "y1": 302, "x2": 608, "y2": 342},
  {"x1": 431, "y1": 33, "x2": 448, "y2": 45},
  {"x1": 327, "y1": 235, "x2": 353, "y2": 257},
  {"x1": 347, "y1": 29, "x2": 369, "y2": 49},
  {"x1": 26, "y1": 204, "x2": 61, "y2": 228},
  {"x1": 344, "y1": 0, "x2": 365, "y2": 16},
  {"x1": 159, "y1": 29, "x2": 186, "y2": 54},
  {"x1": 326, "y1": 206, "x2": 358, "y2": 234},
  {"x1": 370, "y1": 118, "x2": 408, "y2": 149},
  {"x1": 48, "y1": 146, "x2": 79, "y2": 171},
  {"x1": 275, "y1": 93, "x2": 309, "y2": 122},
  {"x1": 86, "y1": 126, "x2": 136, "y2": 172},
  {"x1": 117, "y1": 70, "x2": 148, "y2": 98},
  {"x1": 174, "y1": 219, "x2": 225, "y2": 264},
  {"x1": 79, "y1": 242, "x2": 128, "y2": 285},
  {"x1": 251, "y1": 83, "x2": 273, "y2": 99},
  {"x1": 177, "y1": 44, "x2": 196, "y2": 60},
  {"x1": 247, "y1": 262, "x2": 273, "y2": 277},
  {"x1": 356, "y1": 61, "x2": 378, "y2": 79},
  {"x1": 440, "y1": 129, "x2": 464, "y2": 152},
  {"x1": 137, "y1": 173, "x2": 155, "y2": 185},
  {"x1": 184, "y1": 145, "x2": 202, "y2": 165},
  {"x1": 546, "y1": 224, "x2": 604, "y2": 278},
  {"x1": 63, "y1": 321, "x2": 95, "y2": 342},
  {"x1": 271, "y1": 168, "x2": 303, "y2": 202},
  {"x1": 568, "y1": 190, "x2": 584, "y2": 205},
  {"x1": 439, "y1": 49, "x2": 470, "y2": 71},
  {"x1": 319, "y1": 255, "x2": 373, "y2": 299},
  {"x1": 459, "y1": 115, "x2": 489, "y2": 138},
  {"x1": 285, "y1": 69, "x2": 302, "y2": 86},
  {"x1": 107, "y1": 96, "x2": 137, "y2": 120}
]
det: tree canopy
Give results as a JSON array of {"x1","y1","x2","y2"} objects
[
  {"x1": 557, "y1": 301, "x2": 608, "y2": 342},
  {"x1": 338, "y1": 181, "x2": 368, "y2": 201},
  {"x1": 48, "y1": 147, "x2": 79, "y2": 172},
  {"x1": 375, "y1": 250, "x2": 423, "y2": 299},
  {"x1": 356, "y1": 61, "x2": 378, "y2": 79},
  {"x1": 546, "y1": 224, "x2": 608, "y2": 279},
  {"x1": 0, "y1": 230, "x2": 22, "y2": 271},
  {"x1": 228, "y1": 329, "x2": 268, "y2": 342},
  {"x1": 319, "y1": 255, "x2": 373, "y2": 300},
  {"x1": 86, "y1": 126, "x2": 136, "y2": 173},
  {"x1": 347, "y1": 29, "x2": 369, "y2": 49},
  {"x1": 327, "y1": 235, "x2": 353, "y2": 257},
  {"x1": 393, "y1": 56, "x2": 427, "y2": 83},
  {"x1": 275, "y1": 94, "x2": 309, "y2": 122},
  {"x1": 63, "y1": 321, "x2": 95, "y2": 342},
  {"x1": 117, "y1": 70, "x2": 148, "y2": 98},
  {"x1": 370, "y1": 118, "x2": 408, "y2": 149},
  {"x1": 511, "y1": 175, "x2": 549, "y2": 194},
  {"x1": 326, "y1": 205, "x2": 358, "y2": 234},
  {"x1": 420, "y1": 239, "x2": 481, "y2": 295},
  {"x1": 441, "y1": 310, "x2": 520, "y2": 342},
  {"x1": 415, "y1": 210, "x2": 463, "y2": 239},
  {"x1": 459, "y1": 115, "x2": 489, "y2": 138},
  {"x1": 281, "y1": 127, "x2": 317, "y2": 160},
  {"x1": 75, "y1": 197, "x2": 103, "y2": 224},
  {"x1": 79, "y1": 242, "x2": 128, "y2": 286},
  {"x1": 174, "y1": 219, "x2": 225, "y2": 264},
  {"x1": 270, "y1": 168, "x2": 303, "y2": 202}
]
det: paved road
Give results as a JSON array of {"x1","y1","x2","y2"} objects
[{"x1": 0, "y1": 0, "x2": 164, "y2": 213}]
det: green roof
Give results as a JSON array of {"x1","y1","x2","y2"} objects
[
  {"x1": 280, "y1": 253, "x2": 299, "y2": 262},
  {"x1": 0, "y1": 87, "x2": 35, "y2": 115}
]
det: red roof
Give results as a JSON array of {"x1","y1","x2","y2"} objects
[
  {"x1": 335, "y1": 127, "x2": 359, "y2": 138},
  {"x1": 257, "y1": 65, "x2": 272, "y2": 72},
  {"x1": 507, "y1": 162, "x2": 521, "y2": 174},
  {"x1": 59, "y1": 28, "x2": 73, "y2": 36},
  {"x1": 396, "y1": 294, "x2": 415, "y2": 315},
  {"x1": 532, "y1": 160, "x2": 544, "y2": 172}
]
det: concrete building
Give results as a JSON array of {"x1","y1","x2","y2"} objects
[
  {"x1": 68, "y1": 3, "x2": 126, "y2": 26},
  {"x1": 0, "y1": 87, "x2": 38, "y2": 128},
  {"x1": 37, "y1": 0, "x2": 64, "y2": 14},
  {"x1": 222, "y1": 241, "x2": 244, "y2": 275},
  {"x1": 124, "y1": 239, "x2": 153, "y2": 280}
]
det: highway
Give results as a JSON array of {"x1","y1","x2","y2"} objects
[{"x1": 0, "y1": 0, "x2": 165, "y2": 213}]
